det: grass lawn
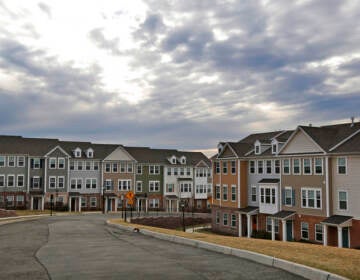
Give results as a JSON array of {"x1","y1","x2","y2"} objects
[{"x1": 110, "y1": 219, "x2": 359, "y2": 280}]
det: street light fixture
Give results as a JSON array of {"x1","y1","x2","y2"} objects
[{"x1": 180, "y1": 199, "x2": 187, "y2": 232}]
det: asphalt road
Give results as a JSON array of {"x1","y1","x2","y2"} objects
[{"x1": 0, "y1": 214, "x2": 305, "y2": 280}]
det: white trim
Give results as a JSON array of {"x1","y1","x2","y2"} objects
[
  {"x1": 336, "y1": 157, "x2": 347, "y2": 175},
  {"x1": 103, "y1": 145, "x2": 137, "y2": 162},
  {"x1": 302, "y1": 158, "x2": 312, "y2": 175},
  {"x1": 48, "y1": 176, "x2": 56, "y2": 189},
  {"x1": 17, "y1": 156, "x2": 25, "y2": 167},
  {"x1": 301, "y1": 187, "x2": 322, "y2": 209},
  {"x1": 337, "y1": 190, "x2": 348, "y2": 211},
  {"x1": 301, "y1": 222, "x2": 309, "y2": 240},
  {"x1": 44, "y1": 145, "x2": 71, "y2": 158},
  {"x1": 222, "y1": 184, "x2": 228, "y2": 201},
  {"x1": 283, "y1": 159, "x2": 291, "y2": 175},
  {"x1": 17, "y1": 174, "x2": 25, "y2": 188},
  {"x1": 217, "y1": 142, "x2": 239, "y2": 159},
  {"x1": 7, "y1": 174, "x2": 15, "y2": 187},
  {"x1": 7, "y1": 156, "x2": 16, "y2": 167},
  {"x1": 0, "y1": 174, "x2": 5, "y2": 187},
  {"x1": 195, "y1": 159, "x2": 210, "y2": 168},
  {"x1": 58, "y1": 157, "x2": 65, "y2": 169},
  {"x1": 284, "y1": 186, "x2": 293, "y2": 206},
  {"x1": 49, "y1": 157, "x2": 57, "y2": 169},
  {"x1": 292, "y1": 158, "x2": 301, "y2": 175},
  {"x1": 325, "y1": 157, "x2": 330, "y2": 217},
  {"x1": 329, "y1": 128, "x2": 360, "y2": 151},
  {"x1": 231, "y1": 184, "x2": 236, "y2": 202},
  {"x1": 57, "y1": 176, "x2": 65, "y2": 188},
  {"x1": 314, "y1": 158, "x2": 324, "y2": 175}
]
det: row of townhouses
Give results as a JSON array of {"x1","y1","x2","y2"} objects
[
  {"x1": 0, "y1": 136, "x2": 211, "y2": 213},
  {"x1": 212, "y1": 120, "x2": 360, "y2": 249}
]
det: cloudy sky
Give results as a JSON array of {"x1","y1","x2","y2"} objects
[{"x1": 0, "y1": 0, "x2": 359, "y2": 155}]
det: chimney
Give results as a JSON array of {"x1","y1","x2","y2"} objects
[{"x1": 351, "y1": 116, "x2": 355, "y2": 127}]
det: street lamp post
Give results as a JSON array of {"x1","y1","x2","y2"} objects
[
  {"x1": 102, "y1": 185, "x2": 106, "y2": 214},
  {"x1": 180, "y1": 200, "x2": 186, "y2": 232},
  {"x1": 50, "y1": 194, "x2": 54, "y2": 216},
  {"x1": 55, "y1": 189, "x2": 59, "y2": 212}
]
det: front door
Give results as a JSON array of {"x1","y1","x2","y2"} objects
[
  {"x1": 286, "y1": 220, "x2": 293, "y2": 241},
  {"x1": 71, "y1": 198, "x2": 76, "y2": 212},
  {"x1": 33, "y1": 197, "x2": 39, "y2": 210},
  {"x1": 107, "y1": 198, "x2": 112, "y2": 212},
  {"x1": 252, "y1": 216, "x2": 257, "y2": 231},
  {"x1": 342, "y1": 227, "x2": 349, "y2": 248}
]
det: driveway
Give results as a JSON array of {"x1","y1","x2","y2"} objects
[{"x1": 0, "y1": 214, "x2": 305, "y2": 279}]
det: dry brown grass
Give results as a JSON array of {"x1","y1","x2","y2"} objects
[{"x1": 110, "y1": 219, "x2": 359, "y2": 279}]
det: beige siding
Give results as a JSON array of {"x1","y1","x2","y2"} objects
[
  {"x1": 220, "y1": 146, "x2": 236, "y2": 158},
  {"x1": 104, "y1": 147, "x2": 132, "y2": 161},
  {"x1": 331, "y1": 156, "x2": 360, "y2": 218},
  {"x1": 281, "y1": 130, "x2": 323, "y2": 154}
]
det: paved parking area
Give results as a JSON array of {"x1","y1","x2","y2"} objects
[{"x1": 0, "y1": 214, "x2": 305, "y2": 279}]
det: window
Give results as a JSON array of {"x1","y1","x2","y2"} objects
[
  {"x1": 314, "y1": 158, "x2": 323, "y2": 175},
  {"x1": 283, "y1": 159, "x2": 290, "y2": 174},
  {"x1": 274, "y1": 160, "x2": 280, "y2": 174},
  {"x1": 272, "y1": 144, "x2": 277, "y2": 154},
  {"x1": 17, "y1": 175, "x2": 24, "y2": 187},
  {"x1": 87, "y1": 150, "x2": 93, "y2": 158},
  {"x1": 17, "y1": 156, "x2": 25, "y2": 167},
  {"x1": 303, "y1": 159, "x2": 312, "y2": 174},
  {"x1": 338, "y1": 191, "x2": 348, "y2": 210},
  {"x1": 255, "y1": 144, "x2": 260, "y2": 154},
  {"x1": 231, "y1": 214, "x2": 236, "y2": 227},
  {"x1": 93, "y1": 162, "x2": 99, "y2": 170},
  {"x1": 180, "y1": 167, "x2": 184, "y2": 176},
  {"x1": 293, "y1": 159, "x2": 300, "y2": 174},
  {"x1": 216, "y1": 185, "x2": 220, "y2": 200},
  {"x1": 137, "y1": 165, "x2": 142, "y2": 174},
  {"x1": 251, "y1": 186, "x2": 257, "y2": 202},
  {"x1": 149, "y1": 165, "x2": 160, "y2": 175},
  {"x1": 90, "y1": 197, "x2": 97, "y2": 207},
  {"x1": 16, "y1": 195, "x2": 24, "y2": 204},
  {"x1": 0, "y1": 156, "x2": 5, "y2": 167},
  {"x1": 49, "y1": 158, "x2": 56, "y2": 169},
  {"x1": 186, "y1": 167, "x2": 191, "y2": 176},
  {"x1": 337, "y1": 157, "x2": 346, "y2": 174},
  {"x1": 167, "y1": 167, "x2": 171, "y2": 176},
  {"x1": 33, "y1": 158, "x2": 41, "y2": 169},
  {"x1": 266, "y1": 160, "x2": 272, "y2": 174},
  {"x1": 77, "y1": 161, "x2": 83, "y2": 171},
  {"x1": 120, "y1": 162, "x2": 126, "y2": 173},
  {"x1": 136, "y1": 181, "x2": 142, "y2": 192},
  {"x1": 215, "y1": 162, "x2": 220, "y2": 174},
  {"x1": 301, "y1": 188, "x2": 321, "y2": 209},
  {"x1": 127, "y1": 163, "x2": 133, "y2": 173},
  {"x1": 112, "y1": 163, "x2": 118, "y2": 173},
  {"x1": 86, "y1": 179, "x2": 91, "y2": 189},
  {"x1": 223, "y1": 162, "x2": 228, "y2": 174},
  {"x1": 32, "y1": 177, "x2": 40, "y2": 188},
  {"x1": 70, "y1": 179, "x2": 76, "y2": 189},
  {"x1": 149, "y1": 181, "x2": 160, "y2": 192},
  {"x1": 260, "y1": 186, "x2": 276, "y2": 205},
  {"x1": 231, "y1": 161, "x2": 236, "y2": 174},
  {"x1": 58, "y1": 158, "x2": 65, "y2": 169},
  {"x1": 118, "y1": 180, "x2": 131, "y2": 191},
  {"x1": 222, "y1": 185, "x2": 228, "y2": 200},
  {"x1": 284, "y1": 187, "x2": 293, "y2": 206},
  {"x1": 105, "y1": 163, "x2": 111, "y2": 172},
  {"x1": 301, "y1": 222, "x2": 309, "y2": 240},
  {"x1": 315, "y1": 224, "x2": 323, "y2": 242},
  {"x1": 180, "y1": 183, "x2": 191, "y2": 192},
  {"x1": 0, "y1": 175, "x2": 4, "y2": 187},
  {"x1": 196, "y1": 200, "x2": 202, "y2": 209},
  {"x1": 86, "y1": 161, "x2": 91, "y2": 171},
  {"x1": 223, "y1": 213, "x2": 228, "y2": 226},
  {"x1": 216, "y1": 211, "x2": 220, "y2": 224},
  {"x1": 91, "y1": 179, "x2": 97, "y2": 189},
  {"x1": 249, "y1": 161, "x2": 255, "y2": 174},
  {"x1": 6, "y1": 195, "x2": 14, "y2": 206},
  {"x1": 174, "y1": 167, "x2": 178, "y2": 176},
  {"x1": 257, "y1": 160, "x2": 263, "y2": 174},
  {"x1": 266, "y1": 217, "x2": 279, "y2": 233},
  {"x1": 166, "y1": 183, "x2": 174, "y2": 192},
  {"x1": 8, "y1": 156, "x2": 15, "y2": 167},
  {"x1": 76, "y1": 179, "x2": 82, "y2": 189},
  {"x1": 7, "y1": 175, "x2": 14, "y2": 187},
  {"x1": 231, "y1": 185, "x2": 236, "y2": 202},
  {"x1": 149, "y1": 199, "x2": 159, "y2": 208},
  {"x1": 49, "y1": 177, "x2": 56, "y2": 188},
  {"x1": 105, "y1": 179, "x2": 113, "y2": 190},
  {"x1": 70, "y1": 161, "x2": 75, "y2": 170}
]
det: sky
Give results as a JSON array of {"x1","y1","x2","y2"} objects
[{"x1": 0, "y1": 0, "x2": 359, "y2": 156}]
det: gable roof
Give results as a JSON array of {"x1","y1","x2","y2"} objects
[{"x1": 0, "y1": 136, "x2": 59, "y2": 156}]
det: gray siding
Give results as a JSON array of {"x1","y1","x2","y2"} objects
[
  {"x1": 45, "y1": 148, "x2": 69, "y2": 192},
  {"x1": 0, "y1": 154, "x2": 28, "y2": 192},
  {"x1": 69, "y1": 159, "x2": 102, "y2": 194}
]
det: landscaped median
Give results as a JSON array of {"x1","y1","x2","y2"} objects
[{"x1": 108, "y1": 219, "x2": 359, "y2": 280}]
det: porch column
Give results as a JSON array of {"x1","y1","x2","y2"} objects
[
  {"x1": 247, "y1": 214, "x2": 251, "y2": 238},
  {"x1": 78, "y1": 197, "x2": 81, "y2": 212},
  {"x1": 30, "y1": 197, "x2": 33, "y2": 210},
  {"x1": 282, "y1": 220, "x2": 286, "y2": 242},
  {"x1": 337, "y1": 226, "x2": 343, "y2": 248},
  {"x1": 323, "y1": 224, "x2": 328, "y2": 246},
  {"x1": 169, "y1": 200, "x2": 172, "y2": 213},
  {"x1": 69, "y1": 197, "x2": 72, "y2": 212},
  {"x1": 114, "y1": 198, "x2": 118, "y2": 212},
  {"x1": 176, "y1": 200, "x2": 179, "y2": 212},
  {"x1": 145, "y1": 199, "x2": 148, "y2": 212},
  {"x1": 238, "y1": 213, "x2": 242, "y2": 237},
  {"x1": 271, "y1": 218, "x2": 275, "y2": 241},
  {"x1": 41, "y1": 197, "x2": 44, "y2": 211},
  {"x1": 136, "y1": 199, "x2": 139, "y2": 212},
  {"x1": 104, "y1": 197, "x2": 108, "y2": 213}
]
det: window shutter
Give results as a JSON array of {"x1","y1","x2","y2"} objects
[
  {"x1": 40, "y1": 159, "x2": 43, "y2": 168},
  {"x1": 282, "y1": 188, "x2": 285, "y2": 205},
  {"x1": 30, "y1": 159, "x2": 34, "y2": 169},
  {"x1": 30, "y1": 178, "x2": 33, "y2": 188},
  {"x1": 292, "y1": 189, "x2": 296, "y2": 206},
  {"x1": 40, "y1": 177, "x2": 43, "y2": 188}
]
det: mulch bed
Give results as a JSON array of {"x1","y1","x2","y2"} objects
[
  {"x1": 0, "y1": 209, "x2": 17, "y2": 218},
  {"x1": 131, "y1": 216, "x2": 211, "y2": 230}
]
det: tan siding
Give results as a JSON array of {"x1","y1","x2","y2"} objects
[
  {"x1": 220, "y1": 146, "x2": 236, "y2": 158},
  {"x1": 240, "y1": 161, "x2": 248, "y2": 208},
  {"x1": 281, "y1": 130, "x2": 323, "y2": 154}
]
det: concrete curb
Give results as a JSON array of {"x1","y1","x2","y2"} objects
[{"x1": 107, "y1": 221, "x2": 348, "y2": 280}]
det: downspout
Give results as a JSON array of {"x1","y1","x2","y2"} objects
[{"x1": 325, "y1": 156, "x2": 330, "y2": 217}]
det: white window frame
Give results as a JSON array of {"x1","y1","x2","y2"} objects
[
  {"x1": 32, "y1": 176, "x2": 40, "y2": 189},
  {"x1": 49, "y1": 158, "x2": 57, "y2": 169},
  {"x1": 112, "y1": 163, "x2": 118, "y2": 173},
  {"x1": 0, "y1": 156, "x2": 5, "y2": 167},
  {"x1": 272, "y1": 144, "x2": 277, "y2": 154},
  {"x1": 85, "y1": 161, "x2": 92, "y2": 171},
  {"x1": 127, "y1": 163, "x2": 133, "y2": 173},
  {"x1": 231, "y1": 161, "x2": 236, "y2": 175},
  {"x1": 136, "y1": 181, "x2": 143, "y2": 192},
  {"x1": 303, "y1": 158, "x2": 312, "y2": 175},
  {"x1": 283, "y1": 159, "x2": 290, "y2": 175},
  {"x1": 17, "y1": 156, "x2": 25, "y2": 167},
  {"x1": 231, "y1": 214, "x2": 236, "y2": 227},
  {"x1": 33, "y1": 158, "x2": 41, "y2": 169},
  {"x1": 231, "y1": 185, "x2": 236, "y2": 202},
  {"x1": 0, "y1": 174, "x2": 5, "y2": 187},
  {"x1": 58, "y1": 158, "x2": 65, "y2": 169},
  {"x1": 222, "y1": 185, "x2": 228, "y2": 201},
  {"x1": 149, "y1": 180, "x2": 160, "y2": 192},
  {"x1": 90, "y1": 197, "x2": 97, "y2": 207},
  {"x1": 49, "y1": 176, "x2": 56, "y2": 189},
  {"x1": 216, "y1": 211, "x2": 220, "y2": 224},
  {"x1": 7, "y1": 174, "x2": 15, "y2": 187},
  {"x1": 215, "y1": 185, "x2": 220, "y2": 200},
  {"x1": 293, "y1": 158, "x2": 301, "y2": 175},
  {"x1": 8, "y1": 156, "x2": 16, "y2": 167},
  {"x1": 315, "y1": 224, "x2": 323, "y2": 243},
  {"x1": 274, "y1": 159, "x2": 280, "y2": 174},
  {"x1": 301, "y1": 222, "x2": 309, "y2": 240},
  {"x1": 222, "y1": 161, "x2": 228, "y2": 174},
  {"x1": 76, "y1": 178, "x2": 82, "y2": 189},
  {"x1": 284, "y1": 187, "x2": 293, "y2": 206},
  {"x1": 266, "y1": 217, "x2": 279, "y2": 233},
  {"x1": 249, "y1": 160, "x2": 255, "y2": 174},
  {"x1": 338, "y1": 190, "x2": 348, "y2": 211},
  {"x1": 257, "y1": 160, "x2": 263, "y2": 174},
  {"x1": 105, "y1": 163, "x2": 111, "y2": 173},
  {"x1": 251, "y1": 185, "x2": 257, "y2": 202},
  {"x1": 136, "y1": 165, "x2": 142, "y2": 175},
  {"x1": 149, "y1": 165, "x2": 160, "y2": 175},
  {"x1": 70, "y1": 178, "x2": 77, "y2": 189},
  {"x1": 118, "y1": 180, "x2": 131, "y2": 191},
  {"x1": 301, "y1": 188, "x2": 321, "y2": 209},
  {"x1": 255, "y1": 144, "x2": 260, "y2": 155},
  {"x1": 223, "y1": 213, "x2": 228, "y2": 226},
  {"x1": 77, "y1": 161, "x2": 83, "y2": 171},
  {"x1": 314, "y1": 158, "x2": 323, "y2": 175},
  {"x1": 337, "y1": 157, "x2": 347, "y2": 175},
  {"x1": 265, "y1": 160, "x2": 272, "y2": 174},
  {"x1": 17, "y1": 174, "x2": 24, "y2": 187}
]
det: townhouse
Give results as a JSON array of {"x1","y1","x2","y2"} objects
[
  {"x1": 212, "y1": 120, "x2": 360, "y2": 248},
  {"x1": 0, "y1": 135, "x2": 211, "y2": 214}
]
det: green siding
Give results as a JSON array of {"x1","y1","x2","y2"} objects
[{"x1": 135, "y1": 164, "x2": 163, "y2": 194}]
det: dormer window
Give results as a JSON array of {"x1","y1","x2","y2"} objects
[
  {"x1": 217, "y1": 144, "x2": 223, "y2": 155},
  {"x1": 74, "y1": 148, "x2": 82, "y2": 158},
  {"x1": 254, "y1": 140, "x2": 261, "y2": 155},
  {"x1": 86, "y1": 148, "x2": 94, "y2": 158},
  {"x1": 272, "y1": 144, "x2": 277, "y2": 154},
  {"x1": 180, "y1": 156, "x2": 186, "y2": 164},
  {"x1": 171, "y1": 156, "x2": 177, "y2": 164}
]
